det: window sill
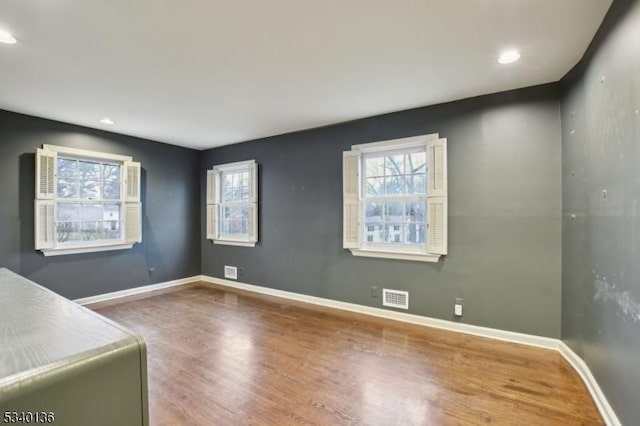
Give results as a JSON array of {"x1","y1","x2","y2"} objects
[
  {"x1": 349, "y1": 248, "x2": 441, "y2": 263},
  {"x1": 41, "y1": 243, "x2": 134, "y2": 257},
  {"x1": 213, "y1": 239, "x2": 257, "y2": 247}
]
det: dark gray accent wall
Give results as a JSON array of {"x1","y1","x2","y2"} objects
[
  {"x1": 560, "y1": 0, "x2": 640, "y2": 424},
  {"x1": 201, "y1": 84, "x2": 562, "y2": 338},
  {"x1": 0, "y1": 110, "x2": 200, "y2": 299}
]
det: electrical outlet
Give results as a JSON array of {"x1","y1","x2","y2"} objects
[
  {"x1": 371, "y1": 286, "x2": 378, "y2": 297},
  {"x1": 148, "y1": 268, "x2": 156, "y2": 278},
  {"x1": 238, "y1": 267, "x2": 244, "y2": 278},
  {"x1": 454, "y1": 297, "x2": 463, "y2": 317}
]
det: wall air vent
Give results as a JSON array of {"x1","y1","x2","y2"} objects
[
  {"x1": 224, "y1": 265, "x2": 238, "y2": 280},
  {"x1": 382, "y1": 289, "x2": 409, "y2": 310}
]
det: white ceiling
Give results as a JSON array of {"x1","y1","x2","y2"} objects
[{"x1": 0, "y1": 0, "x2": 611, "y2": 150}]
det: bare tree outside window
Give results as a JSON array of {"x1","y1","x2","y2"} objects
[
  {"x1": 363, "y1": 151, "x2": 427, "y2": 244},
  {"x1": 220, "y1": 170, "x2": 251, "y2": 236},
  {"x1": 55, "y1": 157, "x2": 122, "y2": 244}
]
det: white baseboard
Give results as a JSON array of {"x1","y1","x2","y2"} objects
[
  {"x1": 558, "y1": 342, "x2": 621, "y2": 426},
  {"x1": 198, "y1": 275, "x2": 558, "y2": 350},
  {"x1": 74, "y1": 276, "x2": 199, "y2": 306},
  {"x1": 74, "y1": 273, "x2": 620, "y2": 425}
]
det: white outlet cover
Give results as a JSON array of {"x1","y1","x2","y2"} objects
[{"x1": 454, "y1": 304, "x2": 463, "y2": 316}]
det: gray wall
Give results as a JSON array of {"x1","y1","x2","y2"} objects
[
  {"x1": 0, "y1": 110, "x2": 201, "y2": 299},
  {"x1": 201, "y1": 84, "x2": 562, "y2": 338},
  {"x1": 560, "y1": 0, "x2": 640, "y2": 424}
]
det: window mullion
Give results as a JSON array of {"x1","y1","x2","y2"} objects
[{"x1": 220, "y1": 201, "x2": 250, "y2": 207}]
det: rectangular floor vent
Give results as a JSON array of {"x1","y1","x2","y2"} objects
[
  {"x1": 382, "y1": 289, "x2": 409, "y2": 310},
  {"x1": 224, "y1": 266, "x2": 238, "y2": 280}
]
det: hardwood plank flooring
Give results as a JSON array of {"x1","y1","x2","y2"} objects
[{"x1": 93, "y1": 283, "x2": 603, "y2": 425}]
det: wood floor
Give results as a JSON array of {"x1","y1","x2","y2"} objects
[{"x1": 93, "y1": 283, "x2": 603, "y2": 425}]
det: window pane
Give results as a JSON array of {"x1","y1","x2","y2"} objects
[
  {"x1": 103, "y1": 205, "x2": 121, "y2": 239},
  {"x1": 405, "y1": 201, "x2": 426, "y2": 222},
  {"x1": 56, "y1": 202, "x2": 123, "y2": 244},
  {"x1": 365, "y1": 177, "x2": 384, "y2": 197},
  {"x1": 57, "y1": 204, "x2": 78, "y2": 221},
  {"x1": 365, "y1": 157, "x2": 384, "y2": 178},
  {"x1": 81, "y1": 180, "x2": 101, "y2": 200},
  {"x1": 221, "y1": 205, "x2": 249, "y2": 235},
  {"x1": 406, "y1": 174, "x2": 426, "y2": 195},
  {"x1": 365, "y1": 202, "x2": 383, "y2": 222},
  {"x1": 221, "y1": 220, "x2": 249, "y2": 235},
  {"x1": 239, "y1": 206, "x2": 249, "y2": 220},
  {"x1": 241, "y1": 171, "x2": 250, "y2": 201},
  {"x1": 233, "y1": 187, "x2": 242, "y2": 201},
  {"x1": 385, "y1": 223, "x2": 403, "y2": 243},
  {"x1": 231, "y1": 172, "x2": 239, "y2": 190},
  {"x1": 364, "y1": 223, "x2": 384, "y2": 242},
  {"x1": 405, "y1": 223, "x2": 426, "y2": 244},
  {"x1": 57, "y1": 158, "x2": 77, "y2": 178},
  {"x1": 79, "y1": 161, "x2": 101, "y2": 179},
  {"x1": 57, "y1": 222, "x2": 79, "y2": 243},
  {"x1": 222, "y1": 172, "x2": 234, "y2": 202},
  {"x1": 221, "y1": 171, "x2": 250, "y2": 202},
  {"x1": 81, "y1": 204, "x2": 102, "y2": 221},
  {"x1": 385, "y1": 155, "x2": 404, "y2": 176},
  {"x1": 81, "y1": 221, "x2": 101, "y2": 240},
  {"x1": 384, "y1": 202, "x2": 403, "y2": 222},
  {"x1": 384, "y1": 176, "x2": 404, "y2": 195},
  {"x1": 57, "y1": 179, "x2": 78, "y2": 198},
  {"x1": 406, "y1": 152, "x2": 426, "y2": 174},
  {"x1": 103, "y1": 221, "x2": 121, "y2": 239},
  {"x1": 222, "y1": 206, "x2": 249, "y2": 220},
  {"x1": 104, "y1": 204, "x2": 120, "y2": 220},
  {"x1": 102, "y1": 164, "x2": 120, "y2": 182},
  {"x1": 103, "y1": 181, "x2": 120, "y2": 199}
]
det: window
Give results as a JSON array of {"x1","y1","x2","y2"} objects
[
  {"x1": 34, "y1": 145, "x2": 142, "y2": 256},
  {"x1": 343, "y1": 134, "x2": 447, "y2": 262},
  {"x1": 206, "y1": 160, "x2": 258, "y2": 246}
]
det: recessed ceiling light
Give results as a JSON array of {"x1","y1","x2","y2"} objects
[
  {"x1": 498, "y1": 50, "x2": 521, "y2": 64},
  {"x1": 100, "y1": 118, "x2": 115, "y2": 125},
  {"x1": 0, "y1": 29, "x2": 17, "y2": 45}
]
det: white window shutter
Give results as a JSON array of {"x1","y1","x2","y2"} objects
[
  {"x1": 125, "y1": 161, "x2": 141, "y2": 202},
  {"x1": 34, "y1": 200, "x2": 55, "y2": 249},
  {"x1": 36, "y1": 148, "x2": 56, "y2": 199},
  {"x1": 248, "y1": 162, "x2": 258, "y2": 243},
  {"x1": 249, "y1": 162, "x2": 258, "y2": 203},
  {"x1": 206, "y1": 205, "x2": 218, "y2": 240},
  {"x1": 248, "y1": 202, "x2": 258, "y2": 243},
  {"x1": 343, "y1": 199, "x2": 361, "y2": 249},
  {"x1": 206, "y1": 168, "x2": 221, "y2": 241},
  {"x1": 206, "y1": 170, "x2": 217, "y2": 204},
  {"x1": 343, "y1": 151, "x2": 361, "y2": 249},
  {"x1": 124, "y1": 202, "x2": 142, "y2": 244},
  {"x1": 427, "y1": 138, "x2": 447, "y2": 198},
  {"x1": 427, "y1": 197, "x2": 447, "y2": 255},
  {"x1": 427, "y1": 138, "x2": 448, "y2": 255}
]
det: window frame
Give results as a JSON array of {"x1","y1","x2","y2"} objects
[
  {"x1": 34, "y1": 145, "x2": 142, "y2": 257},
  {"x1": 343, "y1": 134, "x2": 447, "y2": 263},
  {"x1": 360, "y1": 145, "x2": 428, "y2": 252},
  {"x1": 206, "y1": 159, "x2": 258, "y2": 247}
]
